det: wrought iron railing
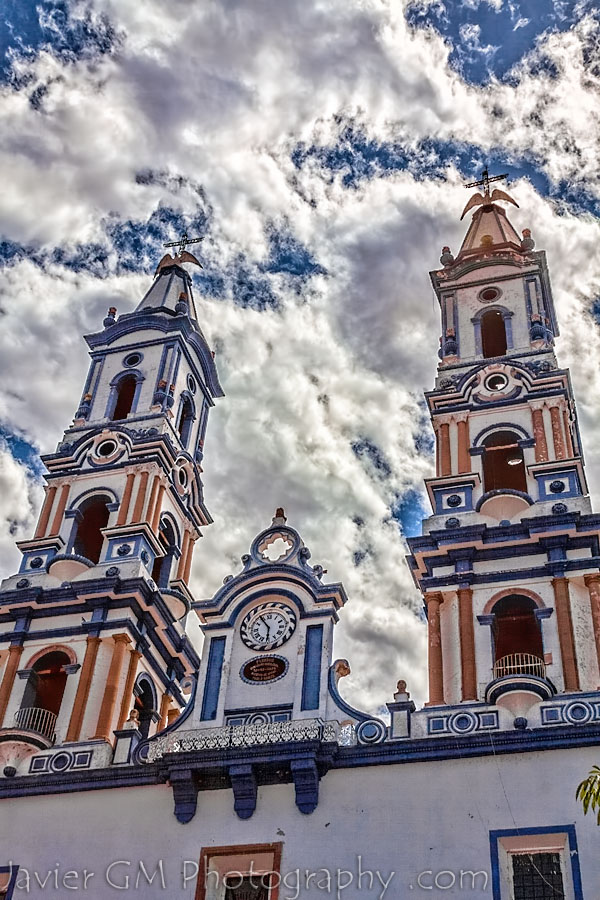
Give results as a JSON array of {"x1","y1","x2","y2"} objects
[
  {"x1": 493, "y1": 653, "x2": 546, "y2": 680},
  {"x1": 13, "y1": 707, "x2": 57, "y2": 741}
]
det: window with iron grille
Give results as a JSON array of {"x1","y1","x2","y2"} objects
[
  {"x1": 224, "y1": 876, "x2": 270, "y2": 900},
  {"x1": 511, "y1": 852, "x2": 565, "y2": 900}
]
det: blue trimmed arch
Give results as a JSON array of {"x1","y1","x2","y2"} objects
[{"x1": 473, "y1": 422, "x2": 531, "y2": 448}]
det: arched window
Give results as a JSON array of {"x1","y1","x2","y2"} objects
[
  {"x1": 151, "y1": 518, "x2": 179, "y2": 588},
  {"x1": 481, "y1": 309, "x2": 507, "y2": 358},
  {"x1": 73, "y1": 496, "x2": 110, "y2": 563},
  {"x1": 18, "y1": 650, "x2": 71, "y2": 740},
  {"x1": 482, "y1": 430, "x2": 527, "y2": 494},
  {"x1": 492, "y1": 595, "x2": 543, "y2": 667},
  {"x1": 177, "y1": 396, "x2": 194, "y2": 447},
  {"x1": 133, "y1": 676, "x2": 157, "y2": 740},
  {"x1": 112, "y1": 375, "x2": 137, "y2": 421}
]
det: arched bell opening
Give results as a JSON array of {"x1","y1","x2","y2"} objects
[
  {"x1": 491, "y1": 595, "x2": 544, "y2": 679},
  {"x1": 481, "y1": 309, "x2": 507, "y2": 358},
  {"x1": 152, "y1": 518, "x2": 179, "y2": 588},
  {"x1": 17, "y1": 650, "x2": 71, "y2": 741},
  {"x1": 482, "y1": 430, "x2": 527, "y2": 494},
  {"x1": 72, "y1": 496, "x2": 110, "y2": 564},
  {"x1": 111, "y1": 374, "x2": 138, "y2": 421},
  {"x1": 133, "y1": 675, "x2": 157, "y2": 740},
  {"x1": 176, "y1": 395, "x2": 195, "y2": 448}
]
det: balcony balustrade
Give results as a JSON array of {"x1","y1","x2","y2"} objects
[
  {"x1": 493, "y1": 652, "x2": 546, "y2": 680},
  {"x1": 13, "y1": 707, "x2": 57, "y2": 742}
]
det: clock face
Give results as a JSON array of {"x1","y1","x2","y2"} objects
[{"x1": 240, "y1": 603, "x2": 297, "y2": 651}]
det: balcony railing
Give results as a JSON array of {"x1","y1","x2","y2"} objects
[
  {"x1": 493, "y1": 653, "x2": 546, "y2": 680},
  {"x1": 13, "y1": 707, "x2": 57, "y2": 742}
]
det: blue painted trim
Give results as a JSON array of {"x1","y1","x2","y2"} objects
[
  {"x1": 301, "y1": 625, "x2": 323, "y2": 711},
  {"x1": 489, "y1": 825, "x2": 583, "y2": 900},
  {"x1": 198, "y1": 581, "x2": 346, "y2": 627},
  {"x1": 473, "y1": 421, "x2": 532, "y2": 447},
  {"x1": 200, "y1": 636, "x2": 226, "y2": 721}
]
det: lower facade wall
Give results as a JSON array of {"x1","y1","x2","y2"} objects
[{"x1": 1, "y1": 745, "x2": 598, "y2": 898}]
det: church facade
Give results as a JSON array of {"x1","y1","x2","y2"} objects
[{"x1": 0, "y1": 184, "x2": 598, "y2": 899}]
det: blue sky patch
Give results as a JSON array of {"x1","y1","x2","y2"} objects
[
  {"x1": 392, "y1": 488, "x2": 428, "y2": 538},
  {"x1": 0, "y1": 424, "x2": 44, "y2": 478},
  {"x1": 1, "y1": 0, "x2": 119, "y2": 85},
  {"x1": 404, "y1": 0, "x2": 597, "y2": 86}
]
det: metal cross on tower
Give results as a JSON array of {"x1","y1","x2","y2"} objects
[
  {"x1": 464, "y1": 168, "x2": 508, "y2": 197},
  {"x1": 163, "y1": 231, "x2": 203, "y2": 256}
]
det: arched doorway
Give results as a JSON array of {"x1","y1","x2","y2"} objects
[
  {"x1": 491, "y1": 595, "x2": 544, "y2": 677},
  {"x1": 482, "y1": 431, "x2": 527, "y2": 493},
  {"x1": 73, "y1": 496, "x2": 110, "y2": 563},
  {"x1": 481, "y1": 309, "x2": 507, "y2": 358},
  {"x1": 17, "y1": 650, "x2": 71, "y2": 740}
]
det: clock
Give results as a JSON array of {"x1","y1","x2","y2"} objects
[{"x1": 240, "y1": 602, "x2": 297, "y2": 651}]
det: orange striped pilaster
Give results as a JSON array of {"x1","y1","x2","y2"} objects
[
  {"x1": 0, "y1": 645, "x2": 24, "y2": 726},
  {"x1": 458, "y1": 587, "x2": 477, "y2": 701},
  {"x1": 66, "y1": 636, "x2": 101, "y2": 742},
  {"x1": 34, "y1": 485, "x2": 57, "y2": 539},
  {"x1": 552, "y1": 577, "x2": 580, "y2": 691},
  {"x1": 424, "y1": 593, "x2": 445, "y2": 706},
  {"x1": 116, "y1": 648, "x2": 142, "y2": 731},
  {"x1": 94, "y1": 634, "x2": 132, "y2": 741},
  {"x1": 116, "y1": 472, "x2": 136, "y2": 527},
  {"x1": 49, "y1": 483, "x2": 70, "y2": 537}
]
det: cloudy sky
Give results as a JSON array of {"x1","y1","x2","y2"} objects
[{"x1": 1, "y1": 0, "x2": 600, "y2": 713}]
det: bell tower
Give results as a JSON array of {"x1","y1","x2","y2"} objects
[
  {"x1": 0, "y1": 241, "x2": 223, "y2": 764},
  {"x1": 407, "y1": 173, "x2": 600, "y2": 723}
]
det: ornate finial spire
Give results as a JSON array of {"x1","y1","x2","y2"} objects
[
  {"x1": 154, "y1": 231, "x2": 204, "y2": 275},
  {"x1": 460, "y1": 168, "x2": 519, "y2": 220}
]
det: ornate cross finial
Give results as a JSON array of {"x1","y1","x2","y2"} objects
[
  {"x1": 163, "y1": 231, "x2": 203, "y2": 256},
  {"x1": 464, "y1": 167, "x2": 508, "y2": 198}
]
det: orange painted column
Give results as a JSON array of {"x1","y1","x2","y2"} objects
[
  {"x1": 48, "y1": 483, "x2": 70, "y2": 537},
  {"x1": 145, "y1": 476, "x2": 161, "y2": 528},
  {"x1": 458, "y1": 587, "x2": 477, "y2": 701},
  {"x1": 457, "y1": 419, "x2": 470, "y2": 474},
  {"x1": 439, "y1": 422, "x2": 451, "y2": 476},
  {"x1": 34, "y1": 485, "x2": 57, "y2": 539},
  {"x1": 157, "y1": 692, "x2": 172, "y2": 732},
  {"x1": 550, "y1": 407, "x2": 566, "y2": 460},
  {"x1": 167, "y1": 708, "x2": 179, "y2": 726},
  {"x1": 151, "y1": 484, "x2": 166, "y2": 533},
  {"x1": 177, "y1": 531, "x2": 191, "y2": 580},
  {"x1": 551, "y1": 577, "x2": 580, "y2": 691},
  {"x1": 66, "y1": 636, "x2": 101, "y2": 742},
  {"x1": 425, "y1": 593, "x2": 445, "y2": 705},
  {"x1": 0, "y1": 645, "x2": 24, "y2": 726},
  {"x1": 116, "y1": 473, "x2": 136, "y2": 527},
  {"x1": 563, "y1": 409, "x2": 574, "y2": 458},
  {"x1": 131, "y1": 471, "x2": 149, "y2": 523},
  {"x1": 116, "y1": 648, "x2": 142, "y2": 731},
  {"x1": 531, "y1": 407, "x2": 549, "y2": 463},
  {"x1": 584, "y1": 574, "x2": 600, "y2": 682},
  {"x1": 94, "y1": 634, "x2": 132, "y2": 741},
  {"x1": 182, "y1": 536, "x2": 196, "y2": 584}
]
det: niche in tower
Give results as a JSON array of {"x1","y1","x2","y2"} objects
[
  {"x1": 481, "y1": 309, "x2": 507, "y2": 358},
  {"x1": 482, "y1": 430, "x2": 527, "y2": 493},
  {"x1": 73, "y1": 496, "x2": 110, "y2": 563},
  {"x1": 177, "y1": 395, "x2": 194, "y2": 448},
  {"x1": 133, "y1": 675, "x2": 157, "y2": 740}
]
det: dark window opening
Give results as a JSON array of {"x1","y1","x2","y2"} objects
[
  {"x1": 511, "y1": 852, "x2": 564, "y2": 900},
  {"x1": 481, "y1": 309, "x2": 507, "y2": 358},
  {"x1": 492, "y1": 595, "x2": 544, "y2": 663},
  {"x1": 151, "y1": 520, "x2": 178, "y2": 588},
  {"x1": 20, "y1": 651, "x2": 70, "y2": 716},
  {"x1": 224, "y1": 876, "x2": 270, "y2": 900},
  {"x1": 112, "y1": 375, "x2": 137, "y2": 420},
  {"x1": 482, "y1": 431, "x2": 527, "y2": 493},
  {"x1": 177, "y1": 398, "x2": 194, "y2": 447},
  {"x1": 134, "y1": 678, "x2": 156, "y2": 740},
  {"x1": 73, "y1": 497, "x2": 110, "y2": 563}
]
